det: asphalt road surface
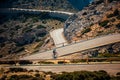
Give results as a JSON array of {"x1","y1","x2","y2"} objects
[
  {"x1": 4, "y1": 64, "x2": 120, "y2": 75},
  {"x1": 21, "y1": 33, "x2": 120, "y2": 60},
  {"x1": 50, "y1": 28, "x2": 68, "y2": 47}
]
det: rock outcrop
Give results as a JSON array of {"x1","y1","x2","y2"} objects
[{"x1": 64, "y1": 0, "x2": 120, "y2": 42}]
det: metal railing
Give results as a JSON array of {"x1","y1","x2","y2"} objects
[{"x1": 28, "y1": 33, "x2": 120, "y2": 56}]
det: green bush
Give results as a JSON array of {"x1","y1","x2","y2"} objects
[
  {"x1": 53, "y1": 71, "x2": 110, "y2": 80},
  {"x1": 113, "y1": 9, "x2": 119, "y2": 16},
  {"x1": 25, "y1": 28, "x2": 32, "y2": 33},
  {"x1": 110, "y1": 18, "x2": 115, "y2": 22},
  {"x1": 116, "y1": 72, "x2": 120, "y2": 76},
  {"x1": 116, "y1": 23, "x2": 120, "y2": 29},
  {"x1": 58, "y1": 61, "x2": 67, "y2": 64},
  {"x1": 14, "y1": 47, "x2": 25, "y2": 53},
  {"x1": 107, "y1": 9, "x2": 119, "y2": 18},
  {"x1": 0, "y1": 75, "x2": 7, "y2": 80},
  {"x1": 0, "y1": 29, "x2": 5, "y2": 33},
  {"x1": 39, "y1": 61, "x2": 54, "y2": 64},
  {"x1": 42, "y1": 20, "x2": 47, "y2": 24},
  {"x1": 23, "y1": 27, "x2": 32, "y2": 33},
  {"x1": 28, "y1": 25, "x2": 33, "y2": 28},
  {"x1": 71, "y1": 59, "x2": 86, "y2": 63},
  {"x1": 0, "y1": 61, "x2": 15, "y2": 65},
  {"x1": 36, "y1": 25, "x2": 46, "y2": 29},
  {"x1": 99, "y1": 20, "x2": 109, "y2": 27},
  {"x1": 0, "y1": 55, "x2": 3, "y2": 58},
  {"x1": 98, "y1": 53, "x2": 118, "y2": 57},
  {"x1": 35, "y1": 73, "x2": 40, "y2": 77},
  {"x1": 107, "y1": 14, "x2": 114, "y2": 18},
  {"x1": 9, "y1": 68, "x2": 27, "y2": 72},
  {"x1": 95, "y1": 0, "x2": 104, "y2": 5},
  {"x1": 82, "y1": 12, "x2": 87, "y2": 15},
  {"x1": 116, "y1": 15, "x2": 120, "y2": 20},
  {"x1": 34, "y1": 73, "x2": 44, "y2": 80},
  {"x1": 28, "y1": 70, "x2": 34, "y2": 72},
  {"x1": 81, "y1": 28, "x2": 91, "y2": 34},
  {"x1": 32, "y1": 17, "x2": 39, "y2": 23},
  {"x1": 9, "y1": 74, "x2": 34, "y2": 80},
  {"x1": 19, "y1": 60, "x2": 33, "y2": 65},
  {"x1": 90, "y1": 23, "x2": 94, "y2": 26},
  {"x1": 15, "y1": 25, "x2": 21, "y2": 30}
]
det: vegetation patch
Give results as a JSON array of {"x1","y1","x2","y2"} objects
[
  {"x1": 19, "y1": 60, "x2": 33, "y2": 65},
  {"x1": 107, "y1": 9, "x2": 119, "y2": 18},
  {"x1": 0, "y1": 67, "x2": 120, "y2": 80},
  {"x1": 107, "y1": 13, "x2": 115, "y2": 18},
  {"x1": 38, "y1": 61, "x2": 54, "y2": 64},
  {"x1": 116, "y1": 23, "x2": 120, "y2": 29},
  {"x1": 71, "y1": 59, "x2": 86, "y2": 63},
  {"x1": 8, "y1": 74, "x2": 43, "y2": 80},
  {"x1": 9, "y1": 68, "x2": 28, "y2": 72},
  {"x1": 98, "y1": 53, "x2": 120, "y2": 58},
  {"x1": 99, "y1": 20, "x2": 109, "y2": 27},
  {"x1": 58, "y1": 61, "x2": 67, "y2": 64},
  {"x1": 116, "y1": 15, "x2": 120, "y2": 20},
  {"x1": 52, "y1": 70, "x2": 111, "y2": 80},
  {"x1": 81, "y1": 28, "x2": 91, "y2": 35},
  {"x1": 36, "y1": 25, "x2": 46, "y2": 29}
]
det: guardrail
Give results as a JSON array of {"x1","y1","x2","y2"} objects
[
  {"x1": 21, "y1": 33, "x2": 120, "y2": 58},
  {"x1": 36, "y1": 33, "x2": 120, "y2": 53}
]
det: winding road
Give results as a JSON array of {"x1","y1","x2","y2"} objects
[
  {"x1": 0, "y1": 8, "x2": 120, "y2": 75},
  {"x1": 21, "y1": 33, "x2": 120, "y2": 60},
  {"x1": 50, "y1": 28, "x2": 68, "y2": 47},
  {"x1": 1, "y1": 8, "x2": 119, "y2": 60}
]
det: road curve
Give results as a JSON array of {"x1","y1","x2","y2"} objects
[
  {"x1": 50, "y1": 28, "x2": 68, "y2": 47},
  {"x1": 0, "y1": 8, "x2": 74, "y2": 19},
  {"x1": 0, "y1": 8, "x2": 74, "y2": 15},
  {"x1": 21, "y1": 33, "x2": 120, "y2": 60}
]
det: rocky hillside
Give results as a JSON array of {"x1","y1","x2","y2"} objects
[
  {"x1": 64, "y1": 0, "x2": 120, "y2": 42},
  {"x1": 0, "y1": 0, "x2": 77, "y2": 12}
]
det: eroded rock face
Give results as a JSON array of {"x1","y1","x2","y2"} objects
[{"x1": 64, "y1": 0, "x2": 119, "y2": 42}]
